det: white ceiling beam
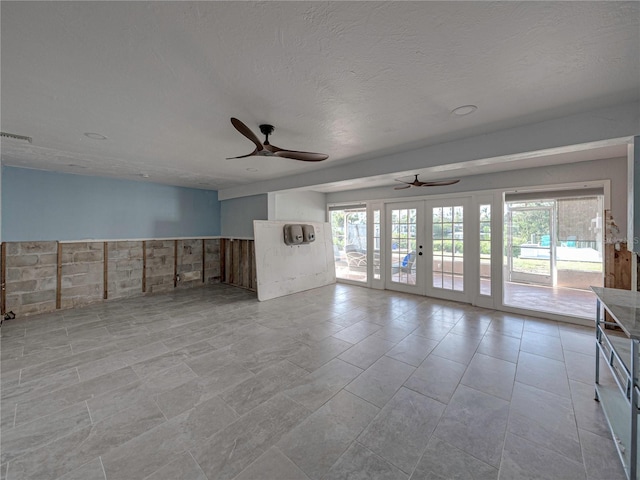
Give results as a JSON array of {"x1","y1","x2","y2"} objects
[{"x1": 218, "y1": 101, "x2": 639, "y2": 200}]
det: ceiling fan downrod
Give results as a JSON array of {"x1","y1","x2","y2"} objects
[{"x1": 259, "y1": 124, "x2": 274, "y2": 145}]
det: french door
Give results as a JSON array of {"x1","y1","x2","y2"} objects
[
  {"x1": 385, "y1": 198, "x2": 470, "y2": 302},
  {"x1": 427, "y1": 199, "x2": 469, "y2": 302},
  {"x1": 385, "y1": 203, "x2": 423, "y2": 295}
]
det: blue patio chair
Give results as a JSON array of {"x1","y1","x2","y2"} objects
[
  {"x1": 400, "y1": 252, "x2": 416, "y2": 273},
  {"x1": 540, "y1": 235, "x2": 550, "y2": 247}
]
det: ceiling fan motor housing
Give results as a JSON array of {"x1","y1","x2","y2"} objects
[{"x1": 259, "y1": 124, "x2": 274, "y2": 136}]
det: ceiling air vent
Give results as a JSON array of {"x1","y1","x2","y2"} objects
[{"x1": 1, "y1": 131, "x2": 32, "y2": 143}]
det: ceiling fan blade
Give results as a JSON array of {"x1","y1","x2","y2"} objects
[
  {"x1": 417, "y1": 179, "x2": 461, "y2": 187},
  {"x1": 225, "y1": 150, "x2": 258, "y2": 160},
  {"x1": 230, "y1": 118, "x2": 263, "y2": 151},
  {"x1": 394, "y1": 184, "x2": 412, "y2": 190},
  {"x1": 274, "y1": 150, "x2": 328, "y2": 162}
]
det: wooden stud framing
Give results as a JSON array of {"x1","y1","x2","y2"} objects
[
  {"x1": 241, "y1": 240, "x2": 250, "y2": 289},
  {"x1": 174, "y1": 240, "x2": 179, "y2": 288},
  {"x1": 103, "y1": 242, "x2": 108, "y2": 300},
  {"x1": 217, "y1": 238, "x2": 256, "y2": 292},
  {"x1": 56, "y1": 242, "x2": 62, "y2": 309},
  {"x1": 250, "y1": 241, "x2": 257, "y2": 291},
  {"x1": 202, "y1": 239, "x2": 206, "y2": 283},
  {"x1": 1, "y1": 243, "x2": 6, "y2": 316},
  {"x1": 219, "y1": 239, "x2": 226, "y2": 284},
  {"x1": 142, "y1": 241, "x2": 147, "y2": 293},
  {"x1": 232, "y1": 240, "x2": 240, "y2": 286},
  {"x1": 226, "y1": 240, "x2": 232, "y2": 284}
]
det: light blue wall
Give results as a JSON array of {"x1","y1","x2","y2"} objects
[
  {"x1": 220, "y1": 194, "x2": 268, "y2": 238},
  {"x1": 1, "y1": 166, "x2": 221, "y2": 241}
]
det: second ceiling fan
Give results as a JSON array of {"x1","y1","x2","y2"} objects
[
  {"x1": 227, "y1": 118, "x2": 328, "y2": 162},
  {"x1": 394, "y1": 174, "x2": 460, "y2": 190}
]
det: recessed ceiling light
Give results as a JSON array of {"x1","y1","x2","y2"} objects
[
  {"x1": 451, "y1": 105, "x2": 477, "y2": 116},
  {"x1": 84, "y1": 132, "x2": 108, "y2": 140},
  {"x1": 246, "y1": 168, "x2": 258, "y2": 172}
]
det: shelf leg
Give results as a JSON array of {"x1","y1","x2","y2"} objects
[{"x1": 595, "y1": 299, "x2": 601, "y2": 387}]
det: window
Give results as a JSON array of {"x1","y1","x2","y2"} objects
[{"x1": 479, "y1": 204, "x2": 491, "y2": 295}]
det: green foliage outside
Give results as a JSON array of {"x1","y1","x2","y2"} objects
[
  {"x1": 507, "y1": 207, "x2": 551, "y2": 256},
  {"x1": 331, "y1": 210, "x2": 366, "y2": 251}
]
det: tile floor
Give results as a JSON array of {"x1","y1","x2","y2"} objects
[{"x1": 0, "y1": 283, "x2": 627, "y2": 480}]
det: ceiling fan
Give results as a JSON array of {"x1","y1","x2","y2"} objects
[
  {"x1": 394, "y1": 174, "x2": 460, "y2": 190},
  {"x1": 227, "y1": 118, "x2": 328, "y2": 162}
]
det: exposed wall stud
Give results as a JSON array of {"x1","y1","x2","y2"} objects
[
  {"x1": 250, "y1": 242, "x2": 257, "y2": 291},
  {"x1": 1, "y1": 243, "x2": 6, "y2": 316},
  {"x1": 174, "y1": 240, "x2": 178, "y2": 288},
  {"x1": 241, "y1": 240, "x2": 250, "y2": 289},
  {"x1": 142, "y1": 240, "x2": 147, "y2": 293},
  {"x1": 103, "y1": 242, "x2": 109, "y2": 300},
  {"x1": 202, "y1": 239, "x2": 206, "y2": 283},
  {"x1": 232, "y1": 240, "x2": 240, "y2": 285},
  {"x1": 56, "y1": 242, "x2": 62, "y2": 309},
  {"x1": 219, "y1": 239, "x2": 226, "y2": 283}
]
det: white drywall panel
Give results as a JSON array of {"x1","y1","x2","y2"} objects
[{"x1": 253, "y1": 220, "x2": 335, "y2": 301}]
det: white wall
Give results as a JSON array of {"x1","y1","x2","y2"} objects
[
  {"x1": 220, "y1": 194, "x2": 268, "y2": 238},
  {"x1": 327, "y1": 157, "x2": 629, "y2": 237},
  {"x1": 269, "y1": 191, "x2": 327, "y2": 223},
  {"x1": 253, "y1": 220, "x2": 335, "y2": 301}
]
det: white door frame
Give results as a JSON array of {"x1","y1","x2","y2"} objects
[{"x1": 424, "y1": 197, "x2": 472, "y2": 303}]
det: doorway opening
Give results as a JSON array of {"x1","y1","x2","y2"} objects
[
  {"x1": 330, "y1": 205, "x2": 368, "y2": 283},
  {"x1": 503, "y1": 192, "x2": 604, "y2": 319}
]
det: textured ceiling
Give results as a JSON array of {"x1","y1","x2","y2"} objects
[{"x1": 1, "y1": 1, "x2": 638, "y2": 192}]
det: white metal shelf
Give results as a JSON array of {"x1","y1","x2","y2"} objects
[{"x1": 594, "y1": 288, "x2": 640, "y2": 480}]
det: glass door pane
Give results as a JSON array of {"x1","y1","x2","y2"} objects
[
  {"x1": 389, "y1": 207, "x2": 417, "y2": 286},
  {"x1": 385, "y1": 202, "x2": 423, "y2": 295},
  {"x1": 432, "y1": 204, "x2": 464, "y2": 292},
  {"x1": 479, "y1": 204, "x2": 491, "y2": 296},
  {"x1": 506, "y1": 206, "x2": 552, "y2": 285},
  {"x1": 373, "y1": 209, "x2": 381, "y2": 280},
  {"x1": 330, "y1": 206, "x2": 367, "y2": 282}
]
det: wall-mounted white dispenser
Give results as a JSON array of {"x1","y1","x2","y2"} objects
[
  {"x1": 283, "y1": 224, "x2": 304, "y2": 245},
  {"x1": 302, "y1": 224, "x2": 316, "y2": 243}
]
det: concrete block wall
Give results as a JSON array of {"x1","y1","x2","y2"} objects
[
  {"x1": 107, "y1": 241, "x2": 143, "y2": 300},
  {"x1": 146, "y1": 240, "x2": 176, "y2": 294},
  {"x1": 4, "y1": 242, "x2": 58, "y2": 316},
  {"x1": 61, "y1": 242, "x2": 105, "y2": 309},
  {"x1": 1, "y1": 238, "x2": 223, "y2": 318},
  {"x1": 204, "y1": 239, "x2": 220, "y2": 284},
  {"x1": 177, "y1": 239, "x2": 204, "y2": 288}
]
